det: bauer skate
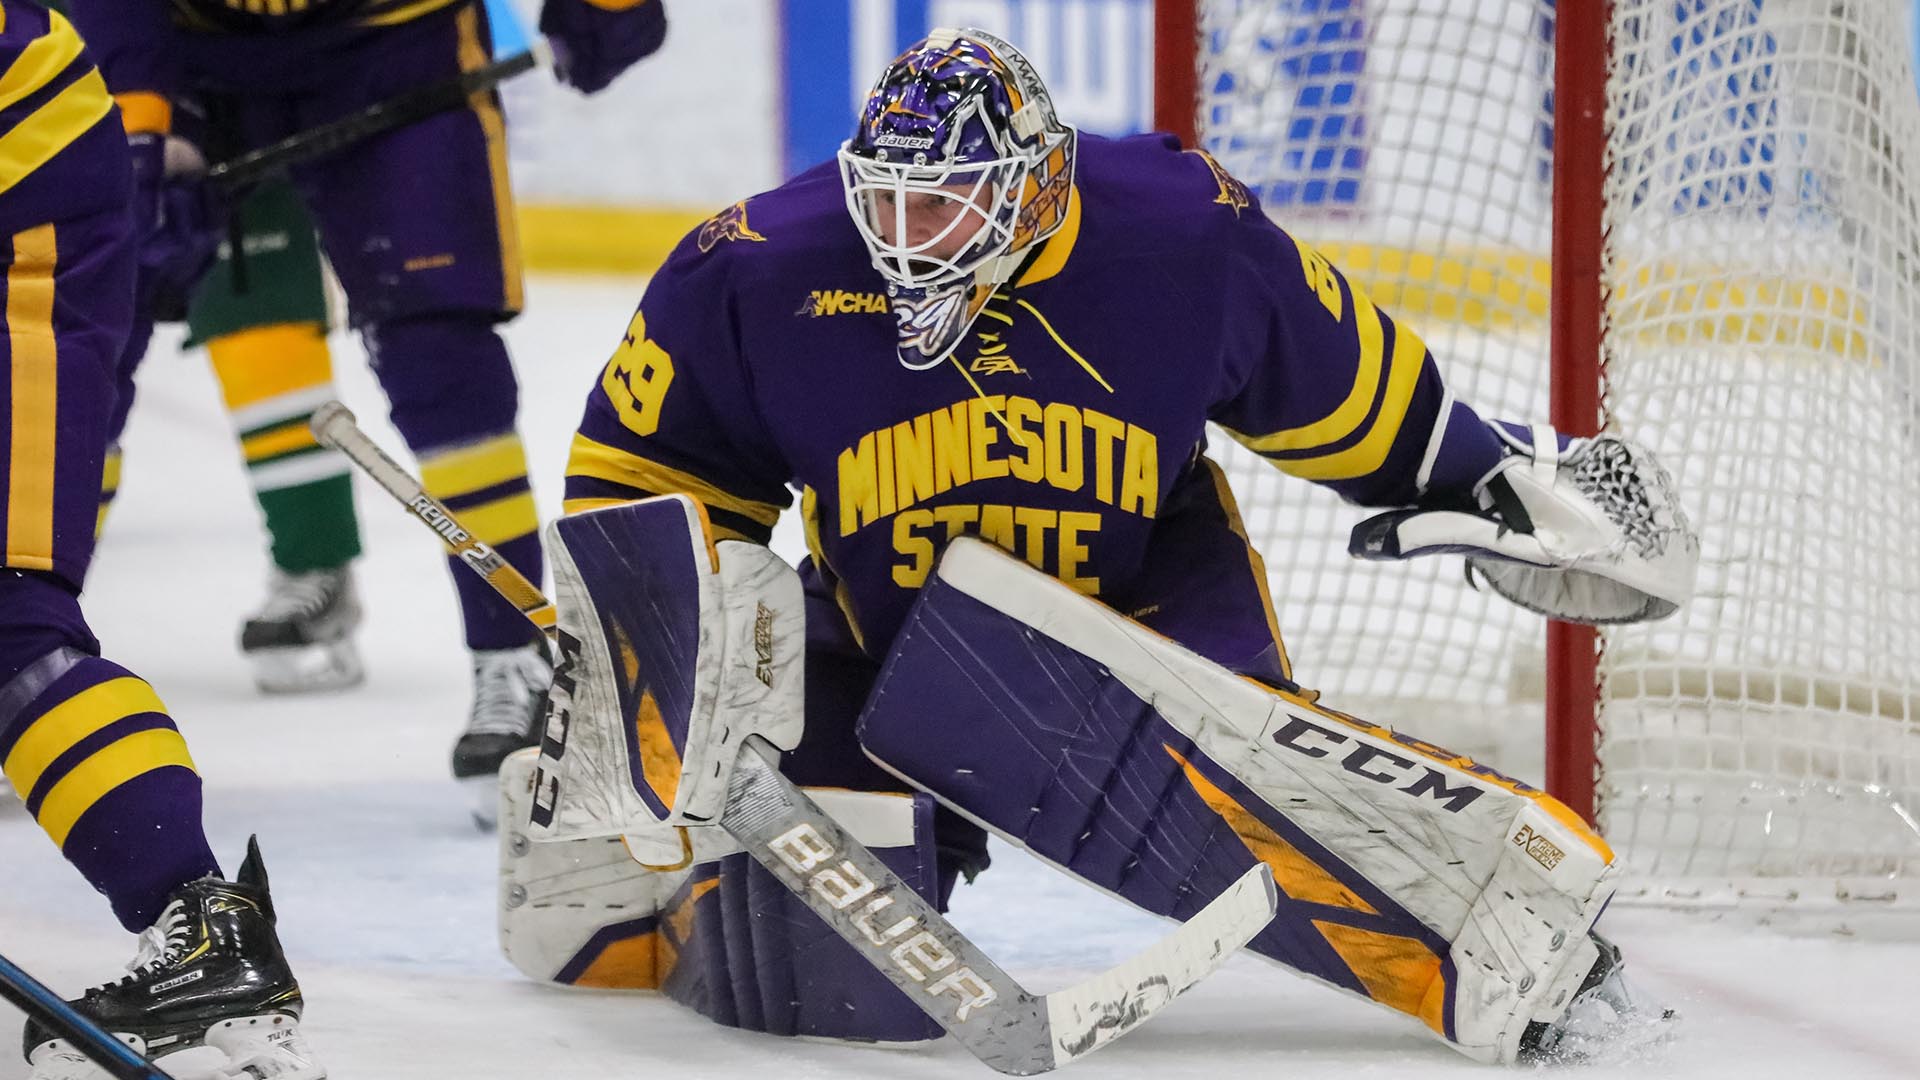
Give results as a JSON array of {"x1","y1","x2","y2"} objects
[
  {"x1": 22, "y1": 838, "x2": 323, "y2": 1080},
  {"x1": 453, "y1": 639, "x2": 551, "y2": 830},
  {"x1": 240, "y1": 566, "x2": 364, "y2": 694},
  {"x1": 1519, "y1": 931, "x2": 1677, "y2": 1062}
]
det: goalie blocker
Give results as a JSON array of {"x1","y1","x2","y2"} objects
[{"x1": 859, "y1": 538, "x2": 1650, "y2": 1064}]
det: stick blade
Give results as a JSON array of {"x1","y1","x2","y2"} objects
[{"x1": 1041, "y1": 863, "x2": 1276, "y2": 1069}]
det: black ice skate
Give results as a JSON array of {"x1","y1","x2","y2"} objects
[
  {"x1": 240, "y1": 566, "x2": 364, "y2": 694},
  {"x1": 22, "y1": 837, "x2": 323, "y2": 1080},
  {"x1": 453, "y1": 639, "x2": 552, "y2": 830},
  {"x1": 1519, "y1": 931, "x2": 1677, "y2": 1062}
]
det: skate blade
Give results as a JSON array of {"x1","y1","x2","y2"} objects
[
  {"x1": 27, "y1": 1034, "x2": 144, "y2": 1080},
  {"x1": 463, "y1": 774, "x2": 499, "y2": 832},
  {"x1": 199, "y1": 1012, "x2": 326, "y2": 1079},
  {"x1": 249, "y1": 642, "x2": 364, "y2": 695}
]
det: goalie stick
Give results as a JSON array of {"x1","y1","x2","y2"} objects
[
  {"x1": 0, "y1": 951, "x2": 173, "y2": 1080},
  {"x1": 310, "y1": 401, "x2": 1278, "y2": 1075}
]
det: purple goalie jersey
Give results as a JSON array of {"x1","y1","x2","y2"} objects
[{"x1": 566, "y1": 133, "x2": 1507, "y2": 657}]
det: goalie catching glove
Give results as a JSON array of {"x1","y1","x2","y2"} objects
[{"x1": 1349, "y1": 423, "x2": 1698, "y2": 624}]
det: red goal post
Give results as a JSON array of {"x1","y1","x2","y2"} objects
[{"x1": 1154, "y1": 0, "x2": 1920, "y2": 926}]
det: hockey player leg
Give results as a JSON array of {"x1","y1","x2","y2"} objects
[
  {"x1": 498, "y1": 748, "x2": 946, "y2": 1044},
  {"x1": 208, "y1": 322, "x2": 365, "y2": 694},
  {"x1": 860, "y1": 539, "x2": 1669, "y2": 1064},
  {"x1": 22, "y1": 839, "x2": 323, "y2": 1080},
  {"x1": 193, "y1": 179, "x2": 365, "y2": 694},
  {"x1": 0, "y1": 581, "x2": 321, "y2": 1080}
]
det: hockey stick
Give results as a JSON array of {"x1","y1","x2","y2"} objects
[
  {"x1": 205, "y1": 41, "x2": 552, "y2": 195},
  {"x1": 310, "y1": 401, "x2": 1279, "y2": 1075},
  {"x1": 0, "y1": 951, "x2": 173, "y2": 1080}
]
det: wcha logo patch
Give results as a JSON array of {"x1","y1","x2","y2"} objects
[{"x1": 797, "y1": 289, "x2": 891, "y2": 317}]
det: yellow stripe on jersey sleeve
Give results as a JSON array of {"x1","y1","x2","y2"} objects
[
  {"x1": 0, "y1": 11, "x2": 84, "y2": 114},
  {"x1": 1271, "y1": 313, "x2": 1429, "y2": 482},
  {"x1": 0, "y1": 67, "x2": 112, "y2": 196},
  {"x1": 358, "y1": 0, "x2": 466, "y2": 28},
  {"x1": 1223, "y1": 290, "x2": 1432, "y2": 483},
  {"x1": 566, "y1": 432, "x2": 784, "y2": 528},
  {"x1": 562, "y1": 496, "x2": 631, "y2": 515},
  {"x1": 1230, "y1": 285, "x2": 1386, "y2": 456}
]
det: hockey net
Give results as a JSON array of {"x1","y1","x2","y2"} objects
[{"x1": 1163, "y1": 0, "x2": 1920, "y2": 924}]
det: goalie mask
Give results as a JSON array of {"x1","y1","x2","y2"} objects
[{"x1": 838, "y1": 28, "x2": 1077, "y2": 370}]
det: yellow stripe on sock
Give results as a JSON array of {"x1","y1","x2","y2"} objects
[
  {"x1": 37, "y1": 728, "x2": 197, "y2": 847},
  {"x1": 2, "y1": 676, "x2": 170, "y2": 796},
  {"x1": 456, "y1": 490, "x2": 537, "y2": 547},
  {"x1": 420, "y1": 432, "x2": 528, "y2": 500},
  {"x1": 239, "y1": 421, "x2": 320, "y2": 463},
  {"x1": 207, "y1": 323, "x2": 333, "y2": 411}
]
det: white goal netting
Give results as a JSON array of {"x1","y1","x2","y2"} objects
[{"x1": 1190, "y1": 0, "x2": 1920, "y2": 916}]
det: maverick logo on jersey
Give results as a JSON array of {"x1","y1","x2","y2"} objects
[
  {"x1": 696, "y1": 201, "x2": 767, "y2": 252},
  {"x1": 1189, "y1": 149, "x2": 1251, "y2": 217},
  {"x1": 797, "y1": 289, "x2": 890, "y2": 317}
]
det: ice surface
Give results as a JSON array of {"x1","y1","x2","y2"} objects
[{"x1": 2, "y1": 277, "x2": 1916, "y2": 1079}]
